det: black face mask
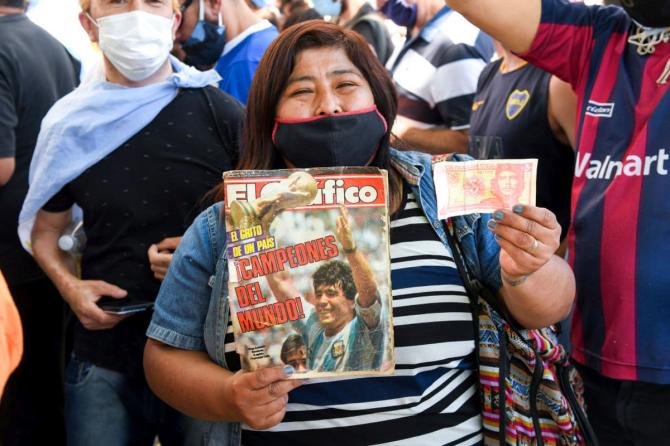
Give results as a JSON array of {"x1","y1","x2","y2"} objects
[
  {"x1": 182, "y1": 21, "x2": 227, "y2": 68},
  {"x1": 272, "y1": 107, "x2": 388, "y2": 168},
  {"x1": 622, "y1": 0, "x2": 670, "y2": 28}
]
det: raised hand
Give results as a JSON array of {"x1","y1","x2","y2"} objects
[{"x1": 335, "y1": 206, "x2": 356, "y2": 252}]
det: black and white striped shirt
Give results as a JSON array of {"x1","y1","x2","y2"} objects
[
  {"x1": 242, "y1": 189, "x2": 482, "y2": 446},
  {"x1": 389, "y1": 7, "x2": 494, "y2": 132}
]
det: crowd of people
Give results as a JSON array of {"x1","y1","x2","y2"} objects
[{"x1": 0, "y1": 0, "x2": 669, "y2": 444}]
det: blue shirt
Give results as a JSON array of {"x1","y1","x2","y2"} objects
[
  {"x1": 296, "y1": 294, "x2": 384, "y2": 372},
  {"x1": 215, "y1": 21, "x2": 278, "y2": 104}
]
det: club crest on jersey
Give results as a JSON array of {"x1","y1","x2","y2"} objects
[
  {"x1": 331, "y1": 340, "x2": 344, "y2": 358},
  {"x1": 505, "y1": 90, "x2": 530, "y2": 120}
]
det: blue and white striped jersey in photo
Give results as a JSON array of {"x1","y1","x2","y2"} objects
[
  {"x1": 389, "y1": 6, "x2": 494, "y2": 131},
  {"x1": 296, "y1": 299, "x2": 384, "y2": 372},
  {"x1": 242, "y1": 189, "x2": 482, "y2": 446}
]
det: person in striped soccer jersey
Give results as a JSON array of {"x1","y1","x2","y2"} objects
[
  {"x1": 445, "y1": 0, "x2": 670, "y2": 444},
  {"x1": 143, "y1": 21, "x2": 575, "y2": 446},
  {"x1": 387, "y1": 0, "x2": 494, "y2": 154}
]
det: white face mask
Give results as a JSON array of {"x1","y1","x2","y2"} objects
[{"x1": 88, "y1": 10, "x2": 174, "y2": 82}]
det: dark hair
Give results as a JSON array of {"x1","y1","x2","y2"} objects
[
  {"x1": 0, "y1": 0, "x2": 25, "y2": 7},
  {"x1": 280, "y1": 334, "x2": 306, "y2": 363},
  {"x1": 239, "y1": 21, "x2": 397, "y2": 171},
  {"x1": 490, "y1": 163, "x2": 525, "y2": 200},
  {"x1": 230, "y1": 21, "x2": 402, "y2": 209},
  {"x1": 312, "y1": 260, "x2": 357, "y2": 300},
  {"x1": 279, "y1": 0, "x2": 308, "y2": 14},
  {"x1": 213, "y1": 21, "x2": 403, "y2": 209},
  {"x1": 282, "y1": 7, "x2": 323, "y2": 30}
]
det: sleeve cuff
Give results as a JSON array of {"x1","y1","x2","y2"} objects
[
  {"x1": 514, "y1": 0, "x2": 553, "y2": 61},
  {"x1": 146, "y1": 322, "x2": 206, "y2": 351},
  {"x1": 355, "y1": 292, "x2": 382, "y2": 320},
  {"x1": 0, "y1": 148, "x2": 15, "y2": 157},
  {"x1": 450, "y1": 123, "x2": 471, "y2": 131}
]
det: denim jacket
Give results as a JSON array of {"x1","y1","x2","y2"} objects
[{"x1": 147, "y1": 148, "x2": 502, "y2": 446}]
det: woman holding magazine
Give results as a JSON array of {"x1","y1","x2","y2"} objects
[{"x1": 143, "y1": 21, "x2": 575, "y2": 445}]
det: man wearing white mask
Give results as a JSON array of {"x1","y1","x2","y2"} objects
[
  {"x1": 444, "y1": 0, "x2": 670, "y2": 444},
  {"x1": 22, "y1": 0, "x2": 244, "y2": 444}
]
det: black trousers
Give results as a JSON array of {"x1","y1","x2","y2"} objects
[
  {"x1": 0, "y1": 276, "x2": 68, "y2": 446},
  {"x1": 576, "y1": 362, "x2": 670, "y2": 446}
]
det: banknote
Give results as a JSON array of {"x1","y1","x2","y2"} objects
[{"x1": 434, "y1": 159, "x2": 538, "y2": 219}]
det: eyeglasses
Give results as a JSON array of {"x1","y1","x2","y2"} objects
[{"x1": 180, "y1": 0, "x2": 194, "y2": 13}]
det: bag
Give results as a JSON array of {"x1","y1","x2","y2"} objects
[{"x1": 444, "y1": 219, "x2": 597, "y2": 446}]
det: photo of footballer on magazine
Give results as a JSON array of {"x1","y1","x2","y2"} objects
[{"x1": 223, "y1": 167, "x2": 394, "y2": 379}]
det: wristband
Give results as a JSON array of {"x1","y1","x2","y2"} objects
[
  {"x1": 501, "y1": 271, "x2": 531, "y2": 287},
  {"x1": 355, "y1": 295, "x2": 381, "y2": 319},
  {"x1": 343, "y1": 245, "x2": 357, "y2": 253}
]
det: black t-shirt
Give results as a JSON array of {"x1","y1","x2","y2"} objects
[
  {"x1": 469, "y1": 59, "x2": 575, "y2": 239},
  {"x1": 43, "y1": 86, "x2": 243, "y2": 374},
  {"x1": 0, "y1": 14, "x2": 79, "y2": 285}
]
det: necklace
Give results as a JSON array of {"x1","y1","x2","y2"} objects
[
  {"x1": 628, "y1": 25, "x2": 670, "y2": 56},
  {"x1": 627, "y1": 25, "x2": 670, "y2": 85}
]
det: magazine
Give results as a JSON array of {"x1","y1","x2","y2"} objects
[{"x1": 223, "y1": 167, "x2": 394, "y2": 379}]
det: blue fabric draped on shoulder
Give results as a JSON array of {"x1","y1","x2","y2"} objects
[{"x1": 18, "y1": 56, "x2": 221, "y2": 252}]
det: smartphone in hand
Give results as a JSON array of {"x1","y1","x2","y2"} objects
[{"x1": 97, "y1": 297, "x2": 154, "y2": 315}]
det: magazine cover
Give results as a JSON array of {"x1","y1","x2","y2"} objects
[{"x1": 223, "y1": 167, "x2": 394, "y2": 379}]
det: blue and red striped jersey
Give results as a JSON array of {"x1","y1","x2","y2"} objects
[{"x1": 521, "y1": 0, "x2": 670, "y2": 384}]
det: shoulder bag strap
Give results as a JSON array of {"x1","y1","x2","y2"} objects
[
  {"x1": 200, "y1": 87, "x2": 235, "y2": 160},
  {"x1": 443, "y1": 218, "x2": 505, "y2": 315}
]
